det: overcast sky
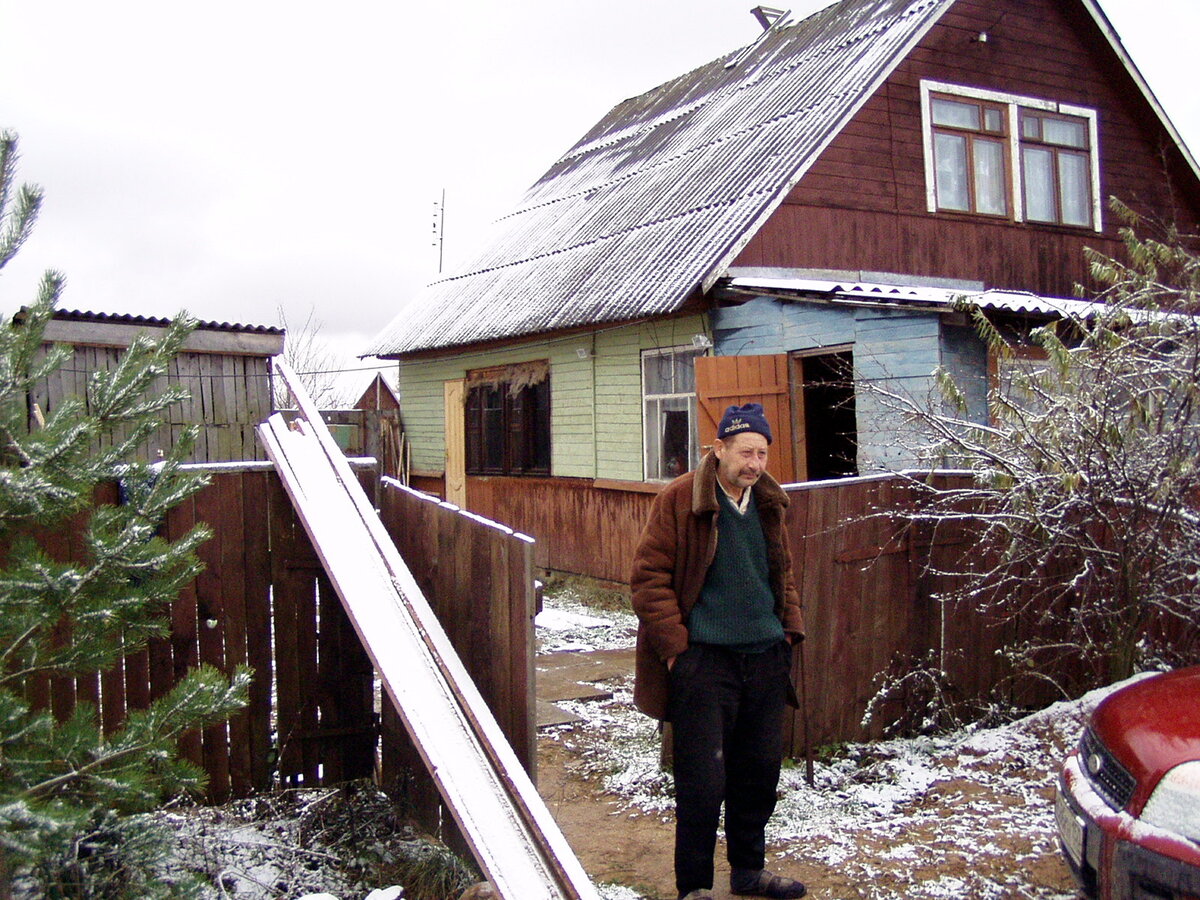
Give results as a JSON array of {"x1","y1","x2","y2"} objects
[{"x1": 2, "y1": 0, "x2": 1197, "y2": 396}]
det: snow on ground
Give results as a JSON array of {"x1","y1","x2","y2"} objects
[
  {"x1": 535, "y1": 591, "x2": 1131, "y2": 900},
  {"x1": 535, "y1": 588, "x2": 638, "y2": 654},
  {"x1": 137, "y1": 588, "x2": 1120, "y2": 900}
]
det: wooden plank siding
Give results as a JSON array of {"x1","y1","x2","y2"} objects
[
  {"x1": 733, "y1": 0, "x2": 1200, "y2": 295},
  {"x1": 29, "y1": 344, "x2": 276, "y2": 464},
  {"x1": 709, "y1": 300, "x2": 961, "y2": 474},
  {"x1": 394, "y1": 315, "x2": 708, "y2": 484}
]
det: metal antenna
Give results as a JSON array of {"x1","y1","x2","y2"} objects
[
  {"x1": 431, "y1": 189, "x2": 446, "y2": 274},
  {"x1": 751, "y1": 6, "x2": 789, "y2": 30}
]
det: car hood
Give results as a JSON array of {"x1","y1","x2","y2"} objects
[{"x1": 1092, "y1": 666, "x2": 1200, "y2": 810}]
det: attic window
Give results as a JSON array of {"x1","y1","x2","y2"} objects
[
  {"x1": 921, "y1": 80, "x2": 1101, "y2": 231},
  {"x1": 465, "y1": 361, "x2": 550, "y2": 477}
]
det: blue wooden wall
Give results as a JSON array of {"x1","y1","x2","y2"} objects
[{"x1": 711, "y1": 296, "x2": 988, "y2": 472}]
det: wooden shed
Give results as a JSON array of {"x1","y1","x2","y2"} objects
[{"x1": 31, "y1": 309, "x2": 285, "y2": 464}]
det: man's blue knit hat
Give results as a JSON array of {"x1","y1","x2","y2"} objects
[{"x1": 717, "y1": 402, "x2": 773, "y2": 444}]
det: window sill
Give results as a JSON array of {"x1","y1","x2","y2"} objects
[{"x1": 929, "y1": 209, "x2": 1101, "y2": 234}]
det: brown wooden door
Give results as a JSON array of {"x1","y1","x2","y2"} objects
[{"x1": 695, "y1": 354, "x2": 796, "y2": 483}]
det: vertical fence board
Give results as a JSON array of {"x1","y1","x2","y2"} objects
[
  {"x1": 193, "y1": 476, "x2": 231, "y2": 803},
  {"x1": 218, "y1": 473, "x2": 253, "y2": 797},
  {"x1": 166, "y1": 491, "x2": 203, "y2": 771},
  {"x1": 295, "y1": 569, "x2": 320, "y2": 785},
  {"x1": 317, "y1": 569, "x2": 376, "y2": 783},
  {"x1": 269, "y1": 473, "x2": 304, "y2": 785},
  {"x1": 242, "y1": 471, "x2": 275, "y2": 791}
]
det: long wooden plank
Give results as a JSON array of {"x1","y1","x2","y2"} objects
[{"x1": 259, "y1": 362, "x2": 596, "y2": 900}]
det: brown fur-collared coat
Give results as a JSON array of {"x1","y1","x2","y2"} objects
[{"x1": 629, "y1": 451, "x2": 804, "y2": 720}]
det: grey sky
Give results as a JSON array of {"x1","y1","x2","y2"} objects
[{"x1": 1, "y1": 0, "x2": 1197, "y2": 394}]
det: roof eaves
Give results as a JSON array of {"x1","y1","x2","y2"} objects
[{"x1": 1077, "y1": 0, "x2": 1200, "y2": 185}]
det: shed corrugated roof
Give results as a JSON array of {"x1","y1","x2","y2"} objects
[
  {"x1": 368, "y1": 0, "x2": 954, "y2": 357},
  {"x1": 46, "y1": 308, "x2": 283, "y2": 335},
  {"x1": 722, "y1": 275, "x2": 1106, "y2": 319}
]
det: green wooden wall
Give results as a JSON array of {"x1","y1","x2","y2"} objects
[{"x1": 393, "y1": 314, "x2": 708, "y2": 482}]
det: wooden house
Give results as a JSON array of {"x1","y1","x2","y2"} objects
[
  {"x1": 32, "y1": 309, "x2": 285, "y2": 464},
  {"x1": 366, "y1": 0, "x2": 1200, "y2": 582}
]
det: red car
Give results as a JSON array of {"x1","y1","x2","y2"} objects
[{"x1": 1055, "y1": 666, "x2": 1200, "y2": 900}]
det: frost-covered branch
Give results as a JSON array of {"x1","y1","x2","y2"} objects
[{"x1": 866, "y1": 212, "x2": 1200, "y2": 691}]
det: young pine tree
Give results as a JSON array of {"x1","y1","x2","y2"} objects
[{"x1": 0, "y1": 132, "x2": 249, "y2": 897}]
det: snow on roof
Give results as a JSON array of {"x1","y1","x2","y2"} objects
[
  {"x1": 368, "y1": 0, "x2": 956, "y2": 357},
  {"x1": 368, "y1": 0, "x2": 1198, "y2": 360}
]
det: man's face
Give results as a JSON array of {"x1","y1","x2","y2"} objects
[{"x1": 714, "y1": 431, "x2": 770, "y2": 493}]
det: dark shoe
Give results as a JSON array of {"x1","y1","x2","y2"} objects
[
  {"x1": 730, "y1": 868, "x2": 807, "y2": 898},
  {"x1": 678, "y1": 891, "x2": 715, "y2": 900}
]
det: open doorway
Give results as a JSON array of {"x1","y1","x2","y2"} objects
[{"x1": 793, "y1": 350, "x2": 857, "y2": 481}]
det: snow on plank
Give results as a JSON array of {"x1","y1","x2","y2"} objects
[{"x1": 258, "y1": 362, "x2": 597, "y2": 900}]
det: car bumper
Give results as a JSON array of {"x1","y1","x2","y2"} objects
[{"x1": 1057, "y1": 756, "x2": 1200, "y2": 900}]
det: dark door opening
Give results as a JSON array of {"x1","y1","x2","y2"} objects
[{"x1": 799, "y1": 351, "x2": 857, "y2": 481}]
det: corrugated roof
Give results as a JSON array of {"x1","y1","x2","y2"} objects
[
  {"x1": 47, "y1": 308, "x2": 284, "y2": 335},
  {"x1": 722, "y1": 276, "x2": 1106, "y2": 318},
  {"x1": 368, "y1": 0, "x2": 955, "y2": 357}
]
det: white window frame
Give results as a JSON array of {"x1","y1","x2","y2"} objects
[
  {"x1": 641, "y1": 346, "x2": 705, "y2": 482},
  {"x1": 920, "y1": 79, "x2": 1102, "y2": 232}
]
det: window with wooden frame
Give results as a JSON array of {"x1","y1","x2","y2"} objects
[
  {"x1": 921, "y1": 80, "x2": 1101, "y2": 231},
  {"x1": 642, "y1": 346, "x2": 705, "y2": 481},
  {"x1": 930, "y1": 94, "x2": 1010, "y2": 217},
  {"x1": 1019, "y1": 110, "x2": 1093, "y2": 227},
  {"x1": 464, "y1": 361, "x2": 550, "y2": 476}
]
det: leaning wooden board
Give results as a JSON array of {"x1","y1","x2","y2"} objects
[{"x1": 258, "y1": 361, "x2": 597, "y2": 900}]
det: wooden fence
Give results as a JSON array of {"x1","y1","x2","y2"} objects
[
  {"x1": 449, "y1": 468, "x2": 1199, "y2": 750},
  {"x1": 31, "y1": 461, "x2": 1198, "y2": 799},
  {"x1": 375, "y1": 479, "x2": 537, "y2": 848},
  {"x1": 783, "y1": 471, "x2": 1200, "y2": 749},
  {"x1": 26, "y1": 464, "x2": 537, "y2": 810},
  {"x1": 784, "y1": 472, "x2": 998, "y2": 749},
  {"x1": 465, "y1": 475, "x2": 656, "y2": 583}
]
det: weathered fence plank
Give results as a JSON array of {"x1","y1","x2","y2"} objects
[{"x1": 378, "y1": 483, "x2": 538, "y2": 775}]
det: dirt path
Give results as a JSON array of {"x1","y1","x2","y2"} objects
[
  {"x1": 536, "y1": 726, "x2": 855, "y2": 900},
  {"x1": 533, "y1": 647, "x2": 1080, "y2": 900}
]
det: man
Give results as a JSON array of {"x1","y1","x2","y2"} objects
[{"x1": 631, "y1": 402, "x2": 806, "y2": 900}]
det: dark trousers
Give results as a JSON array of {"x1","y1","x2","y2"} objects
[{"x1": 667, "y1": 641, "x2": 791, "y2": 897}]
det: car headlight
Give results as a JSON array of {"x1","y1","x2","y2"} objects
[{"x1": 1141, "y1": 761, "x2": 1200, "y2": 843}]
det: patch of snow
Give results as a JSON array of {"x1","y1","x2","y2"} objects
[
  {"x1": 596, "y1": 884, "x2": 646, "y2": 900},
  {"x1": 536, "y1": 591, "x2": 636, "y2": 655},
  {"x1": 536, "y1": 607, "x2": 612, "y2": 631}
]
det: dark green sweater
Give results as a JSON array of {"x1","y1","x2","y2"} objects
[{"x1": 686, "y1": 488, "x2": 784, "y2": 652}]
